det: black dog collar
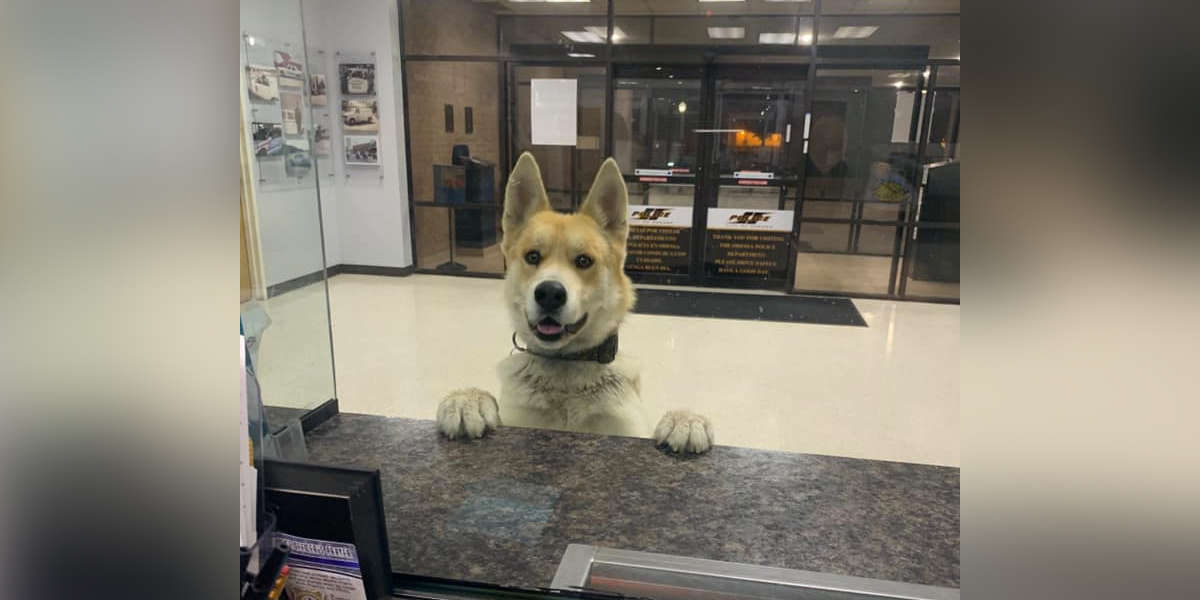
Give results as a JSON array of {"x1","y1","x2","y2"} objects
[{"x1": 511, "y1": 331, "x2": 619, "y2": 364}]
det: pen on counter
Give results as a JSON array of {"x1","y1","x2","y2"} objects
[
  {"x1": 246, "y1": 541, "x2": 290, "y2": 600},
  {"x1": 266, "y1": 565, "x2": 290, "y2": 600}
]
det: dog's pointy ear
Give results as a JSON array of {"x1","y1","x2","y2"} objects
[
  {"x1": 502, "y1": 152, "x2": 550, "y2": 242},
  {"x1": 580, "y1": 157, "x2": 628, "y2": 243}
]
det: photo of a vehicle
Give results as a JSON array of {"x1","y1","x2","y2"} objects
[
  {"x1": 341, "y1": 99, "x2": 379, "y2": 132},
  {"x1": 246, "y1": 65, "x2": 279, "y2": 101},
  {"x1": 273, "y1": 50, "x2": 304, "y2": 84},
  {"x1": 284, "y1": 146, "x2": 312, "y2": 177},
  {"x1": 252, "y1": 122, "x2": 283, "y2": 156}
]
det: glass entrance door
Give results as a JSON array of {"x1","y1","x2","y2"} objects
[
  {"x1": 611, "y1": 64, "x2": 809, "y2": 289},
  {"x1": 698, "y1": 66, "x2": 807, "y2": 289},
  {"x1": 612, "y1": 66, "x2": 704, "y2": 283}
]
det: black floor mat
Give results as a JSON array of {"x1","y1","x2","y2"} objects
[{"x1": 632, "y1": 288, "x2": 867, "y2": 327}]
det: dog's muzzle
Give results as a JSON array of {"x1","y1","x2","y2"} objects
[{"x1": 530, "y1": 313, "x2": 588, "y2": 342}]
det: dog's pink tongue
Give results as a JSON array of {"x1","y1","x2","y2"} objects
[{"x1": 537, "y1": 321, "x2": 564, "y2": 335}]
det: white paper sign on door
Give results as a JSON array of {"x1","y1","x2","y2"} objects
[{"x1": 531, "y1": 78, "x2": 577, "y2": 146}]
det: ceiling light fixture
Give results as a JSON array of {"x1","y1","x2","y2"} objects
[
  {"x1": 832, "y1": 26, "x2": 879, "y2": 39},
  {"x1": 568, "y1": 52, "x2": 596, "y2": 58},
  {"x1": 707, "y1": 27, "x2": 746, "y2": 39},
  {"x1": 698, "y1": 0, "x2": 745, "y2": 3},
  {"x1": 583, "y1": 25, "x2": 627, "y2": 42},
  {"x1": 799, "y1": 33, "x2": 813, "y2": 44},
  {"x1": 562, "y1": 30, "x2": 604, "y2": 43},
  {"x1": 894, "y1": 81, "x2": 904, "y2": 88},
  {"x1": 678, "y1": 101, "x2": 688, "y2": 113},
  {"x1": 758, "y1": 32, "x2": 796, "y2": 44}
]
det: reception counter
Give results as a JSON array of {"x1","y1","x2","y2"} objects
[{"x1": 302, "y1": 413, "x2": 960, "y2": 590}]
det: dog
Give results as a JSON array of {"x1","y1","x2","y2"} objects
[{"x1": 436, "y1": 152, "x2": 713, "y2": 454}]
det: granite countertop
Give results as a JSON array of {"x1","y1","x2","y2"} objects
[{"x1": 303, "y1": 413, "x2": 960, "y2": 589}]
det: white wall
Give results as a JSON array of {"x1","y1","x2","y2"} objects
[
  {"x1": 304, "y1": 0, "x2": 412, "y2": 270},
  {"x1": 243, "y1": 0, "x2": 412, "y2": 288},
  {"x1": 242, "y1": 0, "x2": 331, "y2": 286}
]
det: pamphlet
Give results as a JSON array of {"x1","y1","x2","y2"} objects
[
  {"x1": 276, "y1": 533, "x2": 367, "y2": 600},
  {"x1": 239, "y1": 336, "x2": 257, "y2": 549}
]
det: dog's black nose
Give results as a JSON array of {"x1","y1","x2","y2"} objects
[{"x1": 534, "y1": 281, "x2": 567, "y2": 312}]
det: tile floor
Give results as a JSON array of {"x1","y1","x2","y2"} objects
[
  {"x1": 247, "y1": 281, "x2": 336, "y2": 411},
  {"x1": 254, "y1": 273, "x2": 959, "y2": 466}
]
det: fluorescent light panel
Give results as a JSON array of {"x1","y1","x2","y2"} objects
[
  {"x1": 568, "y1": 52, "x2": 595, "y2": 57},
  {"x1": 583, "y1": 25, "x2": 627, "y2": 42},
  {"x1": 759, "y1": 31, "x2": 812, "y2": 45},
  {"x1": 562, "y1": 30, "x2": 604, "y2": 43},
  {"x1": 758, "y1": 32, "x2": 796, "y2": 44},
  {"x1": 698, "y1": 0, "x2": 745, "y2": 3},
  {"x1": 707, "y1": 27, "x2": 745, "y2": 39},
  {"x1": 510, "y1": 0, "x2": 590, "y2": 3},
  {"x1": 832, "y1": 26, "x2": 878, "y2": 39}
]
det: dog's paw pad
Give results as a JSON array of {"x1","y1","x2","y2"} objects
[
  {"x1": 437, "y1": 388, "x2": 501, "y2": 440},
  {"x1": 654, "y1": 410, "x2": 714, "y2": 454}
]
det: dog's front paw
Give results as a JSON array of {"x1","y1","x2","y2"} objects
[
  {"x1": 654, "y1": 410, "x2": 714, "y2": 454},
  {"x1": 437, "y1": 388, "x2": 501, "y2": 440}
]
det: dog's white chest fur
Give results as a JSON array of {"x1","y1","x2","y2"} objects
[{"x1": 497, "y1": 352, "x2": 646, "y2": 437}]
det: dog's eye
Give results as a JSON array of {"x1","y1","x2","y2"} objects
[
  {"x1": 524, "y1": 250, "x2": 541, "y2": 265},
  {"x1": 575, "y1": 254, "x2": 593, "y2": 269}
]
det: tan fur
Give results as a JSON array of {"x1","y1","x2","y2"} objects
[{"x1": 437, "y1": 153, "x2": 713, "y2": 453}]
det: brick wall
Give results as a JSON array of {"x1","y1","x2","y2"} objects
[
  {"x1": 407, "y1": 60, "x2": 501, "y2": 261},
  {"x1": 401, "y1": 0, "x2": 497, "y2": 56}
]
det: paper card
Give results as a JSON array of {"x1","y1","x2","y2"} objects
[{"x1": 530, "y1": 78, "x2": 577, "y2": 146}]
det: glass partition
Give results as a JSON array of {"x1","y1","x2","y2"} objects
[
  {"x1": 260, "y1": 0, "x2": 961, "y2": 598},
  {"x1": 239, "y1": 0, "x2": 335, "y2": 418},
  {"x1": 792, "y1": 67, "x2": 923, "y2": 296}
]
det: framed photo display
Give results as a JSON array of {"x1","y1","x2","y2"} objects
[
  {"x1": 273, "y1": 49, "x2": 304, "y2": 87},
  {"x1": 338, "y1": 62, "x2": 375, "y2": 95},
  {"x1": 341, "y1": 98, "x2": 379, "y2": 133},
  {"x1": 313, "y1": 113, "x2": 332, "y2": 156},
  {"x1": 252, "y1": 122, "x2": 283, "y2": 157},
  {"x1": 280, "y1": 91, "x2": 303, "y2": 135},
  {"x1": 344, "y1": 136, "x2": 379, "y2": 166},
  {"x1": 246, "y1": 65, "x2": 279, "y2": 102},
  {"x1": 309, "y1": 73, "x2": 327, "y2": 106},
  {"x1": 283, "y1": 139, "x2": 312, "y2": 178}
]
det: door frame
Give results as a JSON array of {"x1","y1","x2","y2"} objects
[{"x1": 614, "y1": 62, "x2": 813, "y2": 291}]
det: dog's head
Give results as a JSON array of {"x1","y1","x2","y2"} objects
[{"x1": 501, "y1": 152, "x2": 635, "y2": 355}]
